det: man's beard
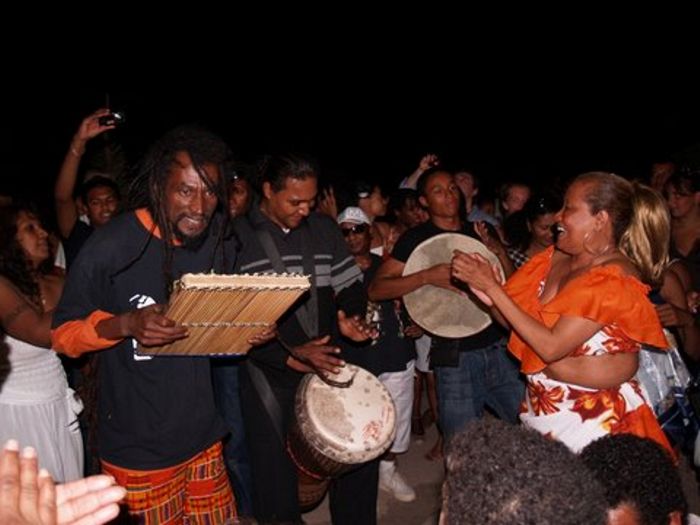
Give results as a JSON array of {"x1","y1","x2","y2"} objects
[{"x1": 173, "y1": 216, "x2": 213, "y2": 251}]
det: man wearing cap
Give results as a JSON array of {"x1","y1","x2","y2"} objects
[
  {"x1": 338, "y1": 206, "x2": 419, "y2": 503},
  {"x1": 368, "y1": 168, "x2": 524, "y2": 443}
]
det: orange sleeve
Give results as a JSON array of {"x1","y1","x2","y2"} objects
[
  {"x1": 503, "y1": 252, "x2": 667, "y2": 374},
  {"x1": 541, "y1": 267, "x2": 668, "y2": 350},
  {"x1": 502, "y1": 247, "x2": 554, "y2": 373},
  {"x1": 51, "y1": 310, "x2": 123, "y2": 357}
]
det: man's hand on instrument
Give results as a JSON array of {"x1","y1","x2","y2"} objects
[
  {"x1": 286, "y1": 335, "x2": 344, "y2": 374},
  {"x1": 403, "y1": 323, "x2": 423, "y2": 338},
  {"x1": 337, "y1": 310, "x2": 378, "y2": 342},
  {"x1": 248, "y1": 324, "x2": 277, "y2": 346},
  {"x1": 451, "y1": 251, "x2": 503, "y2": 306},
  {"x1": 121, "y1": 305, "x2": 188, "y2": 347},
  {"x1": 421, "y1": 263, "x2": 465, "y2": 295}
]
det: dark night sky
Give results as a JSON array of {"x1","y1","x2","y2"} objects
[{"x1": 2, "y1": 83, "x2": 699, "y2": 203}]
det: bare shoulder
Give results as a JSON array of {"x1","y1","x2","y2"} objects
[{"x1": 603, "y1": 255, "x2": 640, "y2": 279}]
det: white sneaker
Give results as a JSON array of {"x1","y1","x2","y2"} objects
[{"x1": 379, "y1": 460, "x2": 416, "y2": 502}]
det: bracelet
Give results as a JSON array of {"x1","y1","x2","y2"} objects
[{"x1": 69, "y1": 143, "x2": 84, "y2": 157}]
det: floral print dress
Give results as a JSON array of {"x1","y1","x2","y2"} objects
[{"x1": 503, "y1": 247, "x2": 672, "y2": 454}]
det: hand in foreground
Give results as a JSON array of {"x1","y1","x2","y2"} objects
[
  {"x1": 0, "y1": 440, "x2": 125, "y2": 525},
  {"x1": 123, "y1": 304, "x2": 187, "y2": 347},
  {"x1": 338, "y1": 310, "x2": 378, "y2": 342},
  {"x1": 316, "y1": 187, "x2": 338, "y2": 220},
  {"x1": 286, "y1": 335, "x2": 344, "y2": 374},
  {"x1": 248, "y1": 324, "x2": 277, "y2": 346},
  {"x1": 451, "y1": 251, "x2": 503, "y2": 306}
]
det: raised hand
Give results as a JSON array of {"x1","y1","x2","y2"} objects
[
  {"x1": 418, "y1": 154, "x2": 439, "y2": 172},
  {"x1": 75, "y1": 109, "x2": 116, "y2": 143},
  {"x1": 316, "y1": 187, "x2": 338, "y2": 220}
]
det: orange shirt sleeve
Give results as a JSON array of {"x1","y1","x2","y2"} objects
[
  {"x1": 52, "y1": 310, "x2": 123, "y2": 357},
  {"x1": 502, "y1": 248, "x2": 667, "y2": 374}
]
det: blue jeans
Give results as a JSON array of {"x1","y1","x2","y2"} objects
[
  {"x1": 211, "y1": 359, "x2": 254, "y2": 517},
  {"x1": 435, "y1": 338, "x2": 524, "y2": 440}
]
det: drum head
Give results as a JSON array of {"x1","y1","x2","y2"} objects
[
  {"x1": 403, "y1": 233, "x2": 502, "y2": 338},
  {"x1": 298, "y1": 365, "x2": 396, "y2": 464}
]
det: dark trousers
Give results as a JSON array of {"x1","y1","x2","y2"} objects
[
  {"x1": 329, "y1": 459, "x2": 379, "y2": 525},
  {"x1": 239, "y1": 364, "x2": 301, "y2": 524},
  {"x1": 211, "y1": 359, "x2": 254, "y2": 517}
]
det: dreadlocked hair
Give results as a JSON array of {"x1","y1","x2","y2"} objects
[
  {"x1": 127, "y1": 125, "x2": 233, "y2": 298},
  {"x1": 0, "y1": 205, "x2": 54, "y2": 309}
]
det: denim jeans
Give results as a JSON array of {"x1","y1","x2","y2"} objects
[
  {"x1": 211, "y1": 359, "x2": 254, "y2": 517},
  {"x1": 435, "y1": 338, "x2": 524, "y2": 440}
]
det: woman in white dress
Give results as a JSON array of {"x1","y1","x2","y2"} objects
[{"x1": 0, "y1": 205, "x2": 82, "y2": 482}]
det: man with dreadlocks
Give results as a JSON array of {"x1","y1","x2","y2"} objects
[{"x1": 50, "y1": 125, "x2": 250, "y2": 524}]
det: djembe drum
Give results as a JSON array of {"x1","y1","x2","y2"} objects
[
  {"x1": 288, "y1": 364, "x2": 397, "y2": 509},
  {"x1": 138, "y1": 272, "x2": 310, "y2": 356}
]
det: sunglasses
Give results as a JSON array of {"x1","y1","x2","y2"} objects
[{"x1": 341, "y1": 224, "x2": 369, "y2": 237}]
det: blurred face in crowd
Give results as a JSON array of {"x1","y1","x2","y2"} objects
[
  {"x1": 228, "y1": 178, "x2": 252, "y2": 218},
  {"x1": 664, "y1": 181, "x2": 699, "y2": 220},
  {"x1": 165, "y1": 152, "x2": 220, "y2": 243},
  {"x1": 454, "y1": 171, "x2": 477, "y2": 199},
  {"x1": 359, "y1": 186, "x2": 388, "y2": 218},
  {"x1": 262, "y1": 176, "x2": 317, "y2": 230},
  {"x1": 85, "y1": 185, "x2": 119, "y2": 228},
  {"x1": 16, "y1": 210, "x2": 50, "y2": 267},
  {"x1": 503, "y1": 184, "x2": 531, "y2": 216},
  {"x1": 529, "y1": 212, "x2": 556, "y2": 250},
  {"x1": 340, "y1": 221, "x2": 371, "y2": 256},
  {"x1": 395, "y1": 197, "x2": 425, "y2": 229},
  {"x1": 650, "y1": 162, "x2": 674, "y2": 193}
]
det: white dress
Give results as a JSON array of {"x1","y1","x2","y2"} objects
[{"x1": 0, "y1": 334, "x2": 83, "y2": 481}]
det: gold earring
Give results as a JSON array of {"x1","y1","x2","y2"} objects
[{"x1": 583, "y1": 230, "x2": 611, "y2": 257}]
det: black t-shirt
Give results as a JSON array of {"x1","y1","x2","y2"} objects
[
  {"x1": 63, "y1": 221, "x2": 93, "y2": 269},
  {"x1": 53, "y1": 211, "x2": 232, "y2": 470},
  {"x1": 342, "y1": 255, "x2": 416, "y2": 375},
  {"x1": 391, "y1": 220, "x2": 504, "y2": 366}
]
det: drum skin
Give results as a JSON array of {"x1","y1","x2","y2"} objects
[
  {"x1": 402, "y1": 233, "x2": 502, "y2": 338},
  {"x1": 288, "y1": 364, "x2": 397, "y2": 509}
]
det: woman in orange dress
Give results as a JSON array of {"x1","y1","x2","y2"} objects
[{"x1": 451, "y1": 172, "x2": 672, "y2": 454}]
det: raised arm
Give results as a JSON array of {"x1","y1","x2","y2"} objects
[
  {"x1": 54, "y1": 109, "x2": 115, "y2": 238},
  {"x1": 401, "y1": 153, "x2": 439, "y2": 189}
]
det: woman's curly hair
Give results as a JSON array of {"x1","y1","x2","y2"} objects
[{"x1": 0, "y1": 204, "x2": 53, "y2": 308}]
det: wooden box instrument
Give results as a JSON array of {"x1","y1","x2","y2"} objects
[{"x1": 138, "y1": 272, "x2": 310, "y2": 356}]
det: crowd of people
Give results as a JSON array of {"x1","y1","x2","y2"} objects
[{"x1": 0, "y1": 109, "x2": 698, "y2": 524}]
